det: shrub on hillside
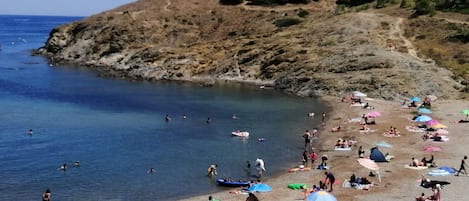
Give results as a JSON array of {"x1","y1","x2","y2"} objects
[
  {"x1": 446, "y1": 29, "x2": 469, "y2": 43},
  {"x1": 336, "y1": 0, "x2": 374, "y2": 6},
  {"x1": 413, "y1": 0, "x2": 436, "y2": 16},
  {"x1": 297, "y1": 9, "x2": 310, "y2": 18},
  {"x1": 220, "y1": 0, "x2": 244, "y2": 5},
  {"x1": 247, "y1": 0, "x2": 310, "y2": 5},
  {"x1": 273, "y1": 18, "x2": 302, "y2": 27},
  {"x1": 400, "y1": 0, "x2": 414, "y2": 8}
]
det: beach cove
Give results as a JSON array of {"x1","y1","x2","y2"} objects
[{"x1": 182, "y1": 96, "x2": 469, "y2": 201}]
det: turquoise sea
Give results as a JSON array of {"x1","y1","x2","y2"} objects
[{"x1": 0, "y1": 15, "x2": 328, "y2": 200}]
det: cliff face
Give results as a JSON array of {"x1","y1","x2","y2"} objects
[{"x1": 35, "y1": 0, "x2": 467, "y2": 100}]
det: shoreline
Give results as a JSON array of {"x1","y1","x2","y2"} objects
[{"x1": 180, "y1": 96, "x2": 469, "y2": 201}]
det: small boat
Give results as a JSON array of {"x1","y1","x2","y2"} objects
[
  {"x1": 231, "y1": 131, "x2": 249, "y2": 137},
  {"x1": 216, "y1": 179, "x2": 250, "y2": 187}
]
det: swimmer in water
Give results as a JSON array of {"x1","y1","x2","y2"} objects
[
  {"x1": 148, "y1": 167, "x2": 156, "y2": 174},
  {"x1": 59, "y1": 163, "x2": 67, "y2": 171},
  {"x1": 28, "y1": 129, "x2": 33, "y2": 135}
]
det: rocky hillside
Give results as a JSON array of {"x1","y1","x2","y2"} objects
[{"x1": 34, "y1": 0, "x2": 468, "y2": 100}]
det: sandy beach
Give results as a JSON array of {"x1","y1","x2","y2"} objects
[{"x1": 180, "y1": 95, "x2": 469, "y2": 201}]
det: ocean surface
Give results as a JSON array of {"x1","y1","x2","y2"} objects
[{"x1": 0, "y1": 15, "x2": 328, "y2": 200}]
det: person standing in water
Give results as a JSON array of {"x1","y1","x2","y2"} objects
[
  {"x1": 42, "y1": 188, "x2": 51, "y2": 201},
  {"x1": 165, "y1": 114, "x2": 171, "y2": 122},
  {"x1": 255, "y1": 157, "x2": 266, "y2": 178}
]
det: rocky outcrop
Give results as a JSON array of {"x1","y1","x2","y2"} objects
[{"x1": 35, "y1": 0, "x2": 464, "y2": 100}]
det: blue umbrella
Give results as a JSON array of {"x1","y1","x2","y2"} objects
[
  {"x1": 415, "y1": 115, "x2": 432, "y2": 122},
  {"x1": 417, "y1": 108, "x2": 432, "y2": 114},
  {"x1": 247, "y1": 183, "x2": 272, "y2": 192},
  {"x1": 410, "y1": 97, "x2": 421, "y2": 102},
  {"x1": 307, "y1": 190, "x2": 337, "y2": 201}
]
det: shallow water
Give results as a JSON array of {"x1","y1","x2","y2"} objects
[{"x1": 0, "y1": 15, "x2": 328, "y2": 200}]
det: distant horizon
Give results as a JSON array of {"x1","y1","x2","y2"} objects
[{"x1": 0, "y1": 0, "x2": 136, "y2": 17}]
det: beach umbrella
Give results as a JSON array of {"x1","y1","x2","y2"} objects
[
  {"x1": 431, "y1": 123, "x2": 448, "y2": 129},
  {"x1": 307, "y1": 190, "x2": 337, "y2": 201},
  {"x1": 423, "y1": 146, "x2": 442, "y2": 152},
  {"x1": 367, "y1": 111, "x2": 382, "y2": 118},
  {"x1": 352, "y1": 91, "x2": 367, "y2": 97},
  {"x1": 417, "y1": 108, "x2": 432, "y2": 114},
  {"x1": 461, "y1": 109, "x2": 469, "y2": 120},
  {"x1": 375, "y1": 141, "x2": 392, "y2": 148},
  {"x1": 247, "y1": 183, "x2": 272, "y2": 192},
  {"x1": 426, "y1": 119, "x2": 440, "y2": 126},
  {"x1": 357, "y1": 158, "x2": 381, "y2": 183},
  {"x1": 415, "y1": 115, "x2": 432, "y2": 122},
  {"x1": 409, "y1": 97, "x2": 421, "y2": 102}
]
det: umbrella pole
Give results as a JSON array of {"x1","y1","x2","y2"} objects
[{"x1": 376, "y1": 170, "x2": 381, "y2": 183}]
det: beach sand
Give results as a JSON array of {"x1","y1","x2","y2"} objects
[{"x1": 180, "y1": 96, "x2": 469, "y2": 201}]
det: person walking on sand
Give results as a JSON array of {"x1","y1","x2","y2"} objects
[
  {"x1": 321, "y1": 112, "x2": 326, "y2": 123},
  {"x1": 456, "y1": 155, "x2": 467, "y2": 176},
  {"x1": 42, "y1": 188, "x2": 51, "y2": 201},
  {"x1": 324, "y1": 171, "x2": 336, "y2": 192}
]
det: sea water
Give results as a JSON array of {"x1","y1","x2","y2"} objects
[{"x1": 0, "y1": 15, "x2": 328, "y2": 200}]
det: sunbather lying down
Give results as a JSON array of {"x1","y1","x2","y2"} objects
[
  {"x1": 420, "y1": 176, "x2": 450, "y2": 189},
  {"x1": 331, "y1": 126, "x2": 341, "y2": 132}
]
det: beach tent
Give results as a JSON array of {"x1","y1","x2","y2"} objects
[
  {"x1": 370, "y1": 147, "x2": 387, "y2": 162},
  {"x1": 307, "y1": 190, "x2": 337, "y2": 201}
]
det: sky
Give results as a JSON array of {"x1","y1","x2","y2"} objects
[{"x1": 0, "y1": 0, "x2": 136, "y2": 17}]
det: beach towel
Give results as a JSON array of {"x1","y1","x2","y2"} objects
[
  {"x1": 334, "y1": 147, "x2": 352, "y2": 151},
  {"x1": 348, "y1": 118, "x2": 362, "y2": 123},
  {"x1": 359, "y1": 129, "x2": 377, "y2": 133},
  {"x1": 405, "y1": 164, "x2": 429, "y2": 170},
  {"x1": 382, "y1": 133, "x2": 400, "y2": 138},
  {"x1": 287, "y1": 183, "x2": 308, "y2": 190},
  {"x1": 405, "y1": 126, "x2": 425, "y2": 133}
]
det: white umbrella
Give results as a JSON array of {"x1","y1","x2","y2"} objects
[{"x1": 357, "y1": 158, "x2": 381, "y2": 183}]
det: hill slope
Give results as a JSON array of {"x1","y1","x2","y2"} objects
[{"x1": 35, "y1": 0, "x2": 468, "y2": 100}]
